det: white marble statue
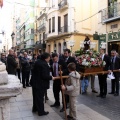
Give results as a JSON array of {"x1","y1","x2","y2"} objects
[
  {"x1": 0, "y1": 61, "x2": 22, "y2": 120},
  {"x1": 0, "y1": 61, "x2": 8, "y2": 85}
]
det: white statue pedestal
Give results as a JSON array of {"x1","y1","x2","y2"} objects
[{"x1": 0, "y1": 62, "x2": 22, "y2": 120}]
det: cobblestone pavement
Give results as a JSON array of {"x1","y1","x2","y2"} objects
[{"x1": 10, "y1": 76, "x2": 120, "y2": 120}]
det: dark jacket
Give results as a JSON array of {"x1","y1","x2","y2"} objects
[
  {"x1": 30, "y1": 59, "x2": 52, "y2": 90},
  {"x1": 50, "y1": 58, "x2": 67, "y2": 76},
  {"x1": 103, "y1": 54, "x2": 110, "y2": 71},
  {"x1": 21, "y1": 57, "x2": 31, "y2": 72},
  {"x1": 62, "y1": 56, "x2": 78, "y2": 75},
  {"x1": 7, "y1": 55, "x2": 17, "y2": 75},
  {"x1": 110, "y1": 56, "x2": 120, "y2": 77}
]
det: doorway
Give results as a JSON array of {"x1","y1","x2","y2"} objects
[{"x1": 108, "y1": 41, "x2": 119, "y2": 56}]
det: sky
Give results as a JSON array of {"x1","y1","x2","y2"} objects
[{"x1": 0, "y1": 0, "x2": 46, "y2": 44}]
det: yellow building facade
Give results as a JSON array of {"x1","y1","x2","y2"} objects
[{"x1": 34, "y1": 0, "x2": 99, "y2": 54}]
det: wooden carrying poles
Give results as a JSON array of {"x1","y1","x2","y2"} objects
[
  {"x1": 59, "y1": 65, "x2": 68, "y2": 120},
  {"x1": 54, "y1": 69, "x2": 120, "y2": 80}
]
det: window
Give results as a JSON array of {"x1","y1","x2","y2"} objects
[
  {"x1": 43, "y1": 32, "x2": 45, "y2": 40},
  {"x1": 52, "y1": 0, "x2": 55, "y2": 7},
  {"x1": 52, "y1": 17, "x2": 55, "y2": 32},
  {"x1": 49, "y1": 19, "x2": 51, "y2": 33},
  {"x1": 64, "y1": 14, "x2": 68, "y2": 32},
  {"x1": 111, "y1": 24, "x2": 118, "y2": 29},
  {"x1": 108, "y1": 0, "x2": 117, "y2": 18},
  {"x1": 39, "y1": 34, "x2": 41, "y2": 41},
  {"x1": 58, "y1": 16, "x2": 61, "y2": 32}
]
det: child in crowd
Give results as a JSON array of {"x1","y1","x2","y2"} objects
[
  {"x1": 61, "y1": 62, "x2": 80, "y2": 120},
  {"x1": 81, "y1": 76, "x2": 89, "y2": 94}
]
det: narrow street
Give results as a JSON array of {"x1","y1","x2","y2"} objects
[{"x1": 10, "y1": 76, "x2": 120, "y2": 120}]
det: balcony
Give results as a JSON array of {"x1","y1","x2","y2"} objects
[
  {"x1": 102, "y1": 2, "x2": 120, "y2": 23},
  {"x1": 58, "y1": 0, "x2": 68, "y2": 11},
  {"x1": 58, "y1": 26, "x2": 70, "y2": 34},
  {"x1": 35, "y1": 40, "x2": 46, "y2": 49},
  {"x1": 37, "y1": 9, "x2": 47, "y2": 20},
  {"x1": 25, "y1": 34, "x2": 34, "y2": 41},
  {"x1": 38, "y1": 23, "x2": 46, "y2": 32}
]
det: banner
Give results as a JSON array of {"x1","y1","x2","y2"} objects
[{"x1": 0, "y1": 0, "x2": 3, "y2": 8}]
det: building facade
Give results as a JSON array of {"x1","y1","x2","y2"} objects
[
  {"x1": 34, "y1": 0, "x2": 47, "y2": 54},
  {"x1": 97, "y1": 0, "x2": 120, "y2": 54},
  {"x1": 44, "y1": 0, "x2": 98, "y2": 54}
]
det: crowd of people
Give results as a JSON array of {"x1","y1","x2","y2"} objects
[{"x1": 0, "y1": 48, "x2": 120, "y2": 120}]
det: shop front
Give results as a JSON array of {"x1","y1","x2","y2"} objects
[{"x1": 108, "y1": 31, "x2": 120, "y2": 55}]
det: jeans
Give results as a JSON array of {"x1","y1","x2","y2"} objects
[{"x1": 81, "y1": 79, "x2": 89, "y2": 93}]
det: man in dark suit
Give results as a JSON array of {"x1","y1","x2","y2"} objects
[
  {"x1": 31, "y1": 52, "x2": 53, "y2": 116},
  {"x1": 7, "y1": 49, "x2": 17, "y2": 75},
  {"x1": 21, "y1": 52, "x2": 31, "y2": 88},
  {"x1": 62, "y1": 49, "x2": 77, "y2": 75},
  {"x1": 109, "y1": 50, "x2": 120, "y2": 96},
  {"x1": 50, "y1": 53, "x2": 67, "y2": 107},
  {"x1": 97, "y1": 48, "x2": 110, "y2": 98}
]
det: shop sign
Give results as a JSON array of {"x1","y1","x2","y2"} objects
[
  {"x1": 108, "y1": 32, "x2": 120, "y2": 41},
  {"x1": 98, "y1": 34, "x2": 106, "y2": 51}
]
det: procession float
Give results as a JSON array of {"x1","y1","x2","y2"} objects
[{"x1": 75, "y1": 36, "x2": 106, "y2": 74}]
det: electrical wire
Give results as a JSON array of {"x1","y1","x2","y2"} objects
[
  {"x1": 4, "y1": 0, "x2": 57, "y2": 9},
  {"x1": 75, "y1": 10, "x2": 102, "y2": 23},
  {"x1": 5, "y1": 0, "x2": 102, "y2": 24}
]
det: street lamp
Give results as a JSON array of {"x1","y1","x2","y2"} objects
[
  {"x1": 0, "y1": 31, "x2": 4, "y2": 36},
  {"x1": 11, "y1": 32, "x2": 15, "y2": 47}
]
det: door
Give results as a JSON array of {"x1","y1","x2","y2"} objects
[
  {"x1": 58, "y1": 16, "x2": 61, "y2": 32},
  {"x1": 64, "y1": 14, "x2": 68, "y2": 32}
]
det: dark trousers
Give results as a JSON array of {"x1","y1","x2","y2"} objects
[
  {"x1": 53, "y1": 80, "x2": 61, "y2": 105},
  {"x1": 16, "y1": 69, "x2": 21, "y2": 81},
  {"x1": 111, "y1": 74, "x2": 119, "y2": 94},
  {"x1": 32, "y1": 88, "x2": 45, "y2": 113},
  {"x1": 98, "y1": 75, "x2": 107, "y2": 96},
  {"x1": 22, "y1": 71, "x2": 30, "y2": 87}
]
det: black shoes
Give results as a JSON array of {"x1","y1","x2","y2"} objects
[
  {"x1": 101, "y1": 95, "x2": 106, "y2": 98},
  {"x1": 26, "y1": 84, "x2": 31, "y2": 87},
  {"x1": 92, "y1": 90, "x2": 98, "y2": 93},
  {"x1": 114, "y1": 93, "x2": 119, "y2": 96},
  {"x1": 67, "y1": 115, "x2": 73, "y2": 119},
  {"x1": 23, "y1": 86, "x2": 26, "y2": 88},
  {"x1": 50, "y1": 103, "x2": 60, "y2": 107},
  {"x1": 60, "y1": 108, "x2": 64, "y2": 112},
  {"x1": 32, "y1": 108, "x2": 37, "y2": 113},
  {"x1": 108, "y1": 92, "x2": 114, "y2": 94},
  {"x1": 96, "y1": 94, "x2": 101, "y2": 97},
  {"x1": 38, "y1": 111, "x2": 49, "y2": 116},
  {"x1": 96, "y1": 94, "x2": 106, "y2": 98}
]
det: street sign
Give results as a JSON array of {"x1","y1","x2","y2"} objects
[{"x1": 68, "y1": 40, "x2": 75, "y2": 47}]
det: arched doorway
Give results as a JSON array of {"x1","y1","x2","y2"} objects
[{"x1": 58, "y1": 43, "x2": 61, "y2": 54}]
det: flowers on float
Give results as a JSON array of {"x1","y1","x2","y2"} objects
[{"x1": 76, "y1": 49, "x2": 106, "y2": 67}]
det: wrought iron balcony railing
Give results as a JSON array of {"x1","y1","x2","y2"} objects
[
  {"x1": 102, "y1": 2, "x2": 120, "y2": 23},
  {"x1": 38, "y1": 23, "x2": 46, "y2": 32},
  {"x1": 58, "y1": 0, "x2": 68, "y2": 10},
  {"x1": 58, "y1": 26, "x2": 70, "y2": 34}
]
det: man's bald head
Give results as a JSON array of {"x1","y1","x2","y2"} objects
[{"x1": 9, "y1": 49, "x2": 14, "y2": 55}]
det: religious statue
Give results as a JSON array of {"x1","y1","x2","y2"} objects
[{"x1": 83, "y1": 36, "x2": 91, "y2": 50}]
